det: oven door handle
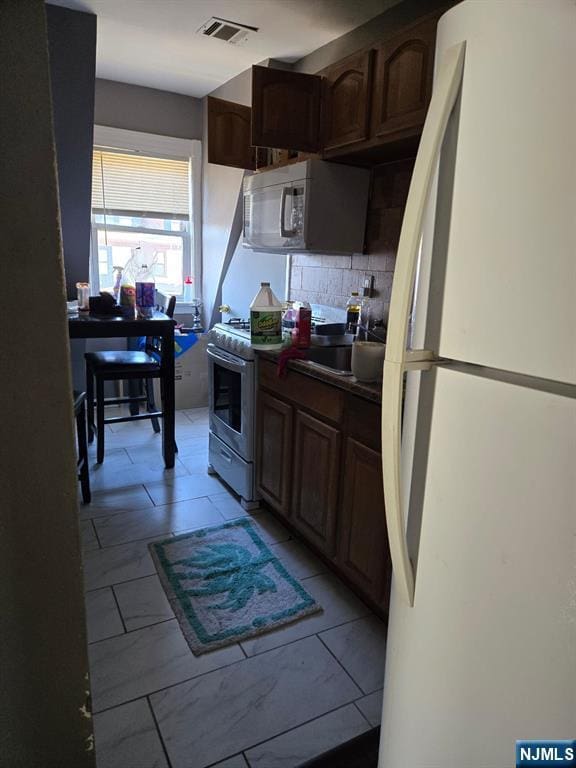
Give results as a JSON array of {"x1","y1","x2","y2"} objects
[{"x1": 207, "y1": 345, "x2": 249, "y2": 371}]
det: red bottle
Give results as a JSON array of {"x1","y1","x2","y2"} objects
[{"x1": 294, "y1": 302, "x2": 312, "y2": 348}]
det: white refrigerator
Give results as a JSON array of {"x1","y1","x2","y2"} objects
[{"x1": 379, "y1": 2, "x2": 576, "y2": 766}]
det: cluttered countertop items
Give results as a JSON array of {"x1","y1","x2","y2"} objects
[{"x1": 239, "y1": 281, "x2": 386, "y2": 403}]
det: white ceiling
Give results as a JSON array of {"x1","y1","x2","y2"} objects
[{"x1": 48, "y1": 0, "x2": 398, "y2": 97}]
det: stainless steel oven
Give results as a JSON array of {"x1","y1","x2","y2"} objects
[
  {"x1": 207, "y1": 338, "x2": 259, "y2": 509},
  {"x1": 207, "y1": 345, "x2": 254, "y2": 460}
]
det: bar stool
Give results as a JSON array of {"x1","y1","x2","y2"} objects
[
  {"x1": 74, "y1": 390, "x2": 91, "y2": 504},
  {"x1": 85, "y1": 295, "x2": 176, "y2": 464}
]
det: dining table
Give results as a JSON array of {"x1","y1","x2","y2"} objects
[{"x1": 68, "y1": 310, "x2": 176, "y2": 468}]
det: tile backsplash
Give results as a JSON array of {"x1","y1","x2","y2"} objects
[
  {"x1": 289, "y1": 158, "x2": 415, "y2": 327},
  {"x1": 289, "y1": 252, "x2": 394, "y2": 325}
]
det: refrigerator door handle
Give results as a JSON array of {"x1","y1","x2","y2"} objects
[{"x1": 382, "y1": 41, "x2": 466, "y2": 607}]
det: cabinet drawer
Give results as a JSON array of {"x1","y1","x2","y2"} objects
[
  {"x1": 345, "y1": 394, "x2": 382, "y2": 452},
  {"x1": 258, "y1": 359, "x2": 344, "y2": 423}
]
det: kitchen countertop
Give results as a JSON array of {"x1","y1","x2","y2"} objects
[{"x1": 256, "y1": 349, "x2": 382, "y2": 404}]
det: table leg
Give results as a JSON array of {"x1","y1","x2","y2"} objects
[{"x1": 161, "y1": 325, "x2": 176, "y2": 469}]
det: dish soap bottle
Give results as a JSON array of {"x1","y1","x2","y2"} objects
[
  {"x1": 346, "y1": 291, "x2": 363, "y2": 335},
  {"x1": 183, "y1": 275, "x2": 194, "y2": 303},
  {"x1": 250, "y1": 282, "x2": 283, "y2": 350}
]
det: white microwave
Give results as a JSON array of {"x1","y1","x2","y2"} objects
[{"x1": 242, "y1": 159, "x2": 370, "y2": 254}]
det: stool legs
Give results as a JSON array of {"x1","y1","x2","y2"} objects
[
  {"x1": 146, "y1": 378, "x2": 161, "y2": 433},
  {"x1": 86, "y1": 364, "x2": 95, "y2": 443},
  {"x1": 76, "y1": 398, "x2": 91, "y2": 504},
  {"x1": 96, "y1": 376, "x2": 105, "y2": 464}
]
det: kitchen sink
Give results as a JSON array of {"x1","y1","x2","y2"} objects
[{"x1": 303, "y1": 346, "x2": 353, "y2": 376}]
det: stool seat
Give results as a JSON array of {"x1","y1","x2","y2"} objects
[{"x1": 85, "y1": 350, "x2": 159, "y2": 371}]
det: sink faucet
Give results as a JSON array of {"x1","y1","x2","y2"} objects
[{"x1": 356, "y1": 325, "x2": 386, "y2": 343}]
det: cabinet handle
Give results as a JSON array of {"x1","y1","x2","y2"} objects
[{"x1": 382, "y1": 41, "x2": 466, "y2": 607}]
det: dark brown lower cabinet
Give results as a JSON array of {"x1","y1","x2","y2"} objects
[
  {"x1": 256, "y1": 390, "x2": 293, "y2": 518},
  {"x1": 291, "y1": 410, "x2": 340, "y2": 557},
  {"x1": 256, "y1": 358, "x2": 391, "y2": 615},
  {"x1": 337, "y1": 438, "x2": 391, "y2": 611}
]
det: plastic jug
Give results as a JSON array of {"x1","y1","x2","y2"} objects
[{"x1": 250, "y1": 282, "x2": 283, "y2": 350}]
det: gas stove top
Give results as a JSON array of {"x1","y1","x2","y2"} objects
[
  {"x1": 223, "y1": 318, "x2": 250, "y2": 331},
  {"x1": 209, "y1": 320, "x2": 254, "y2": 359}
]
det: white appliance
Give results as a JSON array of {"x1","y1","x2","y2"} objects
[
  {"x1": 207, "y1": 321, "x2": 260, "y2": 510},
  {"x1": 242, "y1": 159, "x2": 370, "y2": 253},
  {"x1": 379, "y1": 2, "x2": 576, "y2": 766}
]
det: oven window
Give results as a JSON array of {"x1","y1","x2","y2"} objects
[{"x1": 213, "y1": 363, "x2": 242, "y2": 433}]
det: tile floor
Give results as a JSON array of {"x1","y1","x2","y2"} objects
[{"x1": 81, "y1": 406, "x2": 386, "y2": 768}]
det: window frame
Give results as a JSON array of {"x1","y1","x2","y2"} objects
[{"x1": 90, "y1": 126, "x2": 202, "y2": 307}]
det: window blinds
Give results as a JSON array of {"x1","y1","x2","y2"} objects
[{"x1": 92, "y1": 150, "x2": 190, "y2": 218}]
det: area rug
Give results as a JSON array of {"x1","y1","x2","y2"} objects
[{"x1": 149, "y1": 518, "x2": 322, "y2": 655}]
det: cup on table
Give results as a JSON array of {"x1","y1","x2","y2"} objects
[
  {"x1": 76, "y1": 282, "x2": 90, "y2": 311},
  {"x1": 351, "y1": 341, "x2": 386, "y2": 383}
]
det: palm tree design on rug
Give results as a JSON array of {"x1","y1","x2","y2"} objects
[{"x1": 176, "y1": 543, "x2": 277, "y2": 612}]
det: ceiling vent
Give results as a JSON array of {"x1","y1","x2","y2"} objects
[{"x1": 197, "y1": 17, "x2": 258, "y2": 45}]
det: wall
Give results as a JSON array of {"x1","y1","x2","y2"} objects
[
  {"x1": 46, "y1": 4, "x2": 97, "y2": 389},
  {"x1": 46, "y1": 4, "x2": 96, "y2": 299},
  {"x1": 0, "y1": 1, "x2": 93, "y2": 765},
  {"x1": 94, "y1": 79, "x2": 203, "y2": 139},
  {"x1": 201, "y1": 69, "x2": 252, "y2": 324}
]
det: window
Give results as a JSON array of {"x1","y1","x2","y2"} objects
[{"x1": 90, "y1": 127, "x2": 201, "y2": 301}]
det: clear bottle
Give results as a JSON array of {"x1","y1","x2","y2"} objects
[
  {"x1": 282, "y1": 301, "x2": 296, "y2": 344},
  {"x1": 135, "y1": 263, "x2": 155, "y2": 319},
  {"x1": 346, "y1": 291, "x2": 363, "y2": 335},
  {"x1": 358, "y1": 297, "x2": 373, "y2": 341},
  {"x1": 250, "y1": 282, "x2": 283, "y2": 350},
  {"x1": 112, "y1": 266, "x2": 123, "y2": 303}
]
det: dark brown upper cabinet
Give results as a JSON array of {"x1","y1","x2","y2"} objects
[
  {"x1": 251, "y1": 65, "x2": 322, "y2": 153},
  {"x1": 371, "y1": 18, "x2": 436, "y2": 143},
  {"x1": 207, "y1": 13, "x2": 439, "y2": 170},
  {"x1": 207, "y1": 96, "x2": 255, "y2": 170},
  {"x1": 321, "y1": 49, "x2": 374, "y2": 152}
]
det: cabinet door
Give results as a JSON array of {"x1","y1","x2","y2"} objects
[
  {"x1": 251, "y1": 66, "x2": 321, "y2": 152},
  {"x1": 371, "y1": 18, "x2": 436, "y2": 141},
  {"x1": 256, "y1": 391, "x2": 293, "y2": 517},
  {"x1": 207, "y1": 96, "x2": 255, "y2": 170},
  {"x1": 322, "y1": 49, "x2": 374, "y2": 152},
  {"x1": 338, "y1": 438, "x2": 391, "y2": 611},
  {"x1": 291, "y1": 410, "x2": 340, "y2": 556}
]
